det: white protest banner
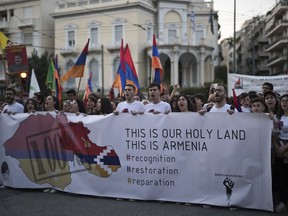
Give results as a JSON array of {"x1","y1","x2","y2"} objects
[
  {"x1": 0, "y1": 112, "x2": 273, "y2": 211},
  {"x1": 228, "y1": 73, "x2": 288, "y2": 96}
]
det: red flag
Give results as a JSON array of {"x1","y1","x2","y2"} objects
[
  {"x1": 152, "y1": 35, "x2": 163, "y2": 84},
  {"x1": 123, "y1": 44, "x2": 140, "y2": 94},
  {"x1": 54, "y1": 54, "x2": 62, "y2": 104},
  {"x1": 232, "y1": 89, "x2": 242, "y2": 112},
  {"x1": 112, "y1": 39, "x2": 126, "y2": 95},
  {"x1": 83, "y1": 72, "x2": 93, "y2": 105}
]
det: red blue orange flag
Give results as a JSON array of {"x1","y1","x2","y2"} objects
[
  {"x1": 152, "y1": 34, "x2": 163, "y2": 84},
  {"x1": 232, "y1": 88, "x2": 242, "y2": 112},
  {"x1": 54, "y1": 54, "x2": 62, "y2": 104},
  {"x1": 123, "y1": 44, "x2": 140, "y2": 94},
  {"x1": 83, "y1": 72, "x2": 93, "y2": 104},
  {"x1": 112, "y1": 39, "x2": 126, "y2": 95},
  {"x1": 61, "y1": 39, "x2": 90, "y2": 82}
]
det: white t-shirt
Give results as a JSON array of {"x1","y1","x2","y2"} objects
[
  {"x1": 209, "y1": 103, "x2": 238, "y2": 113},
  {"x1": 116, "y1": 101, "x2": 145, "y2": 113},
  {"x1": 3, "y1": 102, "x2": 24, "y2": 113},
  {"x1": 241, "y1": 106, "x2": 251, "y2": 113},
  {"x1": 145, "y1": 101, "x2": 171, "y2": 113},
  {"x1": 279, "y1": 116, "x2": 288, "y2": 141}
]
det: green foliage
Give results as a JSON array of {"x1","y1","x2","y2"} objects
[
  {"x1": 28, "y1": 49, "x2": 54, "y2": 97},
  {"x1": 214, "y1": 65, "x2": 228, "y2": 84},
  {"x1": 179, "y1": 86, "x2": 210, "y2": 102}
]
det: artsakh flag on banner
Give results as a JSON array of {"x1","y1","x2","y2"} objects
[
  {"x1": 152, "y1": 34, "x2": 163, "y2": 84},
  {"x1": 61, "y1": 39, "x2": 90, "y2": 82}
]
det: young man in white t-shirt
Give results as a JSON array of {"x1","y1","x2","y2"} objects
[
  {"x1": 145, "y1": 82, "x2": 171, "y2": 114},
  {"x1": 1, "y1": 87, "x2": 24, "y2": 114},
  {"x1": 114, "y1": 84, "x2": 145, "y2": 115},
  {"x1": 209, "y1": 83, "x2": 236, "y2": 114}
]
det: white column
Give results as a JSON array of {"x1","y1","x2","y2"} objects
[
  {"x1": 172, "y1": 46, "x2": 179, "y2": 84},
  {"x1": 199, "y1": 47, "x2": 205, "y2": 86}
]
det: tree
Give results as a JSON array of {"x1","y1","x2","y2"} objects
[
  {"x1": 28, "y1": 49, "x2": 53, "y2": 96},
  {"x1": 214, "y1": 65, "x2": 228, "y2": 84}
]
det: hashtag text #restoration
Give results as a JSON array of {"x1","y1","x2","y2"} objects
[{"x1": 127, "y1": 165, "x2": 179, "y2": 175}]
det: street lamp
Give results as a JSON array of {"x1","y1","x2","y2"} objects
[{"x1": 20, "y1": 72, "x2": 27, "y2": 79}]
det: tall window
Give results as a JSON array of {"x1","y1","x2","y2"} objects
[
  {"x1": 23, "y1": 7, "x2": 32, "y2": 19},
  {"x1": 68, "y1": 30, "x2": 75, "y2": 47},
  {"x1": 114, "y1": 25, "x2": 123, "y2": 45},
  {"x1": 23, "y1": 32, "x2": 33, "y2": 45},
  {"x1": 89, "y1": 59, "x2": 99, "y2": 90},
  {"x1": 195, "y1": 30, "x2": 204, "y2": 45},
  {"x1": 90, "y1": 27, "x2": 99, "y2": 47},
  {"x1": 168, "y1": 29, "x2": 177, "y2": 43}
]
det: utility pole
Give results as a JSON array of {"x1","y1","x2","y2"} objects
[{"x1": 233, "y1": 0, "x2": 236, "y2": 74}]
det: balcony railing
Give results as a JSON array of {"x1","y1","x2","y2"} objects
[
  {"x1": 266, "y1": 55, "x2": 286, "y2": 67},
  {"x1": 60, "y1": 47, "x2": 79, "y2": 55},
  {"x1": 266, "y1": 19, "x2": 288, "y2": 37},
  {"x1": 18, "y1": 18, "x2": 35, "y2": 28},
  {"x1": 266, "y1": 36, "x2": 288, "y2": 51},
  {"x1": 56, "y1": 0, "x2": 153, "y2": 11}
]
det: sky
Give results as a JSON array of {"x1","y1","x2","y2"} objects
[{"x1": 213, "y1": 0, "x2": 278, "y2": 40}]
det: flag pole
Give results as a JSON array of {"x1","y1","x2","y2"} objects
[
  {"x1": 77, "y1": 77, "x2": 82, "y2": 96},
  {"x1": 1, "y1": 52, "x2": 7, "y2": 85}
]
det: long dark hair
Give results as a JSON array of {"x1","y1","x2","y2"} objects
[
  {"x1": 24, "y1": 98, "x2": 38, "y2": 113},
  {"x1": 98, "y1": 98, "x2": 113, "y2": 114},
  {"x1": 174, "y1": 94, "x2": 196, "y2": 112},
  {"x1": 276, "y1": 94, "x2": 288, "y2": 119}
]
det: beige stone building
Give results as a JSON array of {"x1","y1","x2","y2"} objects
[
  {"x1": 0, "y1": 0, "x2": 56, "y2": 92},
  {"x1": 52, "y1": 0, "x2": 219, "y2": 93},
  {"x1": 0, "y1": 0, "x2": 56, "y2": 56}
]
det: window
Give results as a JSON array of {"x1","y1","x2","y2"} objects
[
  {"x1": 168, "y1": 29, "x2": 177, "y2": 43},
  {"x1": 90, "y1": 27, "x2": 98, "y2": 47},
  {"x1": 68, "y1": 30, "x2": 75, "y2": 47},
  {"x1": 23, "y1": 32, "x2": 33, "y2": 45},
  {"x1": 195, "y1": 30, "x2": 204, "y2": 45},
  {"x1": 114, "y1": 25, "x2": 123, "y2": 45},
  {"x1": 10, "y1": 10, "x2": 14, "y2": 18},
  {"x1": 23, "y1": 7, "x2": 32, "y2": 19}
]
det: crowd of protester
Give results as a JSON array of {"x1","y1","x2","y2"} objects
[{"x1": 0, "y1": 81, "x2": 288, "y2": 213}]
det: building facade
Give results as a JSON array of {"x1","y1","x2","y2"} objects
[
  {"x1": 0, "y1": 0, "x2": 56, "y2": 93},
  {"x1": 0, "y1": 0, "x2": 56, "y2": 56},
  {"x1": 52, "y1": 0, "x2": 219, "y2": 92},
  {"x1": 265, "y1": 0, "x2": 288, "y2": 75}
]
